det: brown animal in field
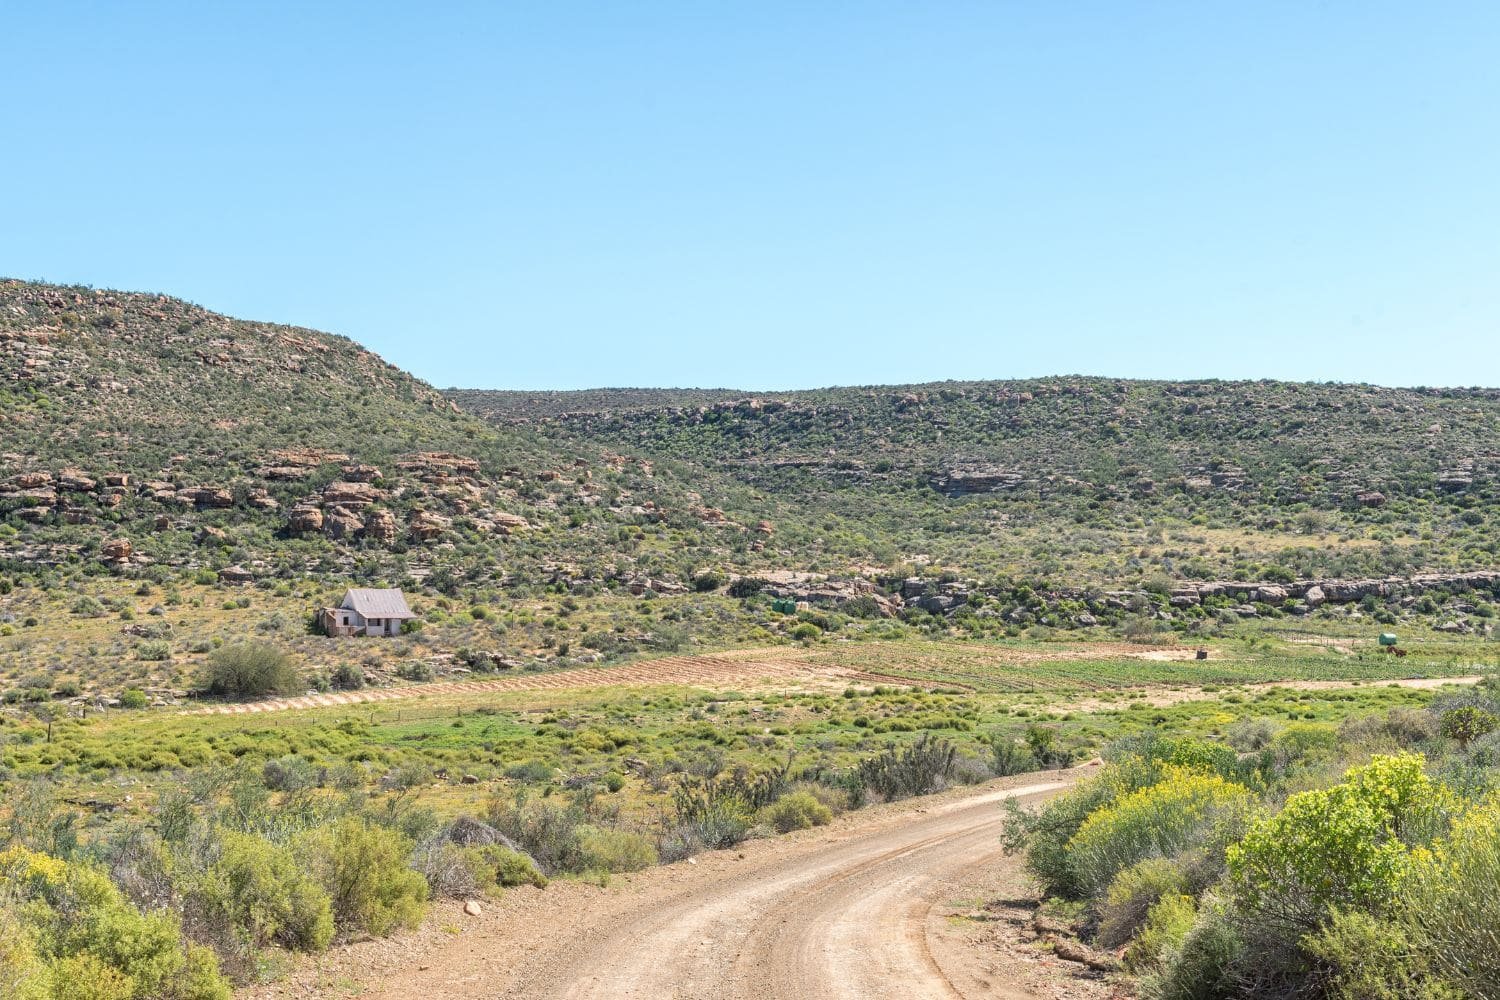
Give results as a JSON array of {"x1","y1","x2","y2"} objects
[{"x1": 1393, "y1": 647, "x2": 1408, "y2": 658}]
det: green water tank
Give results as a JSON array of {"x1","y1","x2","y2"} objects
[{"x1": 1379, "y1": 632, "x2": 1399, "y2": 646}]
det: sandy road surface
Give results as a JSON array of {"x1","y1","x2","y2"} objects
[{"x1": 335, "y1": 774, "x2": 1081, "y2": 1000}]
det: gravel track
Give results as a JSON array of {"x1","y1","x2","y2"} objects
[{"x1": 341, "y1": 774, "x2": 1083, "y2": 1000}]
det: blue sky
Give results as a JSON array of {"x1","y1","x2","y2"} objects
[{"x1": 3, "y1": 3, "x2": 1497, "y2": 390}]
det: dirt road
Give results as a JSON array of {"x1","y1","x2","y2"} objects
[{"x1": 247, "y1": 772, "x2": 1092, "y2": 1000}]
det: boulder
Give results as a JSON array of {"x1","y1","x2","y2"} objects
[
  {"x1": 101, "y1": 538, "x2": 132, "y2": 562},
  {"x1": 218, "y1": 564, "x2": 254, "y2": 584},
  {"x1": 179, "y1": 486, "x2": 234, "y2": 508},
  {"x1": 409, "y1": 510, "x2": 450, "y2": 542},
  {"x1": 1256, "y1": 585, "x2": 1288, "y2": 604},
  {"x1": 57, "y1": 469, "x2": 97, "y2": 492},
  {"x1": 364, "y1": 508, "x2": 398, "y2": 545},
  {"x1": 287, "y1": 504, "x2": 324, "y2": 535},
  {"x1": 196, "y1": 526, "x2": 228, "y2": 545},
  {"x1": 1356, "y1": 491, "x2": 1387, "y2": 508},
  {"x1": 323, "y1": 506, "x2": 364, "y2": 541},
  {"x1": 322, "y1": 481, "x2": 384, "y2": 508},
  {"x1": 341, "y1": 464, "x2": 383, "y2": 483},
  {"x1": 1305, "y1": 585, "x2": 1326, "y2": 608}
]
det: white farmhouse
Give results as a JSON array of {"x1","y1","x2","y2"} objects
[{"x1": 319, "y1": 588, "x2": 417, "y2": 637}]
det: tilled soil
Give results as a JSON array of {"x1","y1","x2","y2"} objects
[
  {"x1": 242, "y1": 769, "x2": 1116, "y2": 1000},
  {"x1": 191, "y1": 649, "x2": 911, "y2": 716}
]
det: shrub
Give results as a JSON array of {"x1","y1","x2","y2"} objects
[
  {"x1": 1139, "y1": 895, "x2": 1243, "y2": 1000},
  {"x1": 194, "y1": 830, "x2": 334, "y2": 952},
  {"x1": 0, "y1": 909, "x2": 49, "y2": 1000},
  {"x1": 294, "y1": 819, "x2": 427, "y2": 938},
  {"x1": 1126, "y1": 892, "x2": 1197, "y2": 973},
  {"x1": 261, "y1": 755, "x2": 318, "y2": 793},
  {"x1": 1004, "y1": 754, "x2": 1168, "y2": 898},
  {"x1": 118, "y1": 689, "x2": 148, "y2": 710},
  {"x1": 1227, "y1": 754, "x2": 1456, "y2": 937},
  {"x1": 199, "y1": 643, "x2": 303, "y2": 699},
  {"x1": 986, "y1": 735, "x2": 1036, "y2": 776},
  {"x1": 1098, "y1": 857, "x2": 1189, "y2": 950},
  {"x1": 1305, "y1": 909, "x2": 1447, "y2": 1000},
  {"x1": 136, "y1": 640, "x2": 172, "y2": 662},
  {"x1": 1067, "y1": 767, "x2": 1255, "y2": 897},
  {"x1": 483, "y1": 846, "x2": 548, "y2": 888},
  {"x1": 1439, "y1": 705, "x2": 1497, "y2": 751},
  {"x1": 759, "y1": 791, "x2": 833, "y2": 833},
  {"x1": 409, "y1": 839, "x2": 483, "y2": 899},
  {"x1": 574, "y1": 827, "x2": 657, "y2": 874},
  {"x1": 1402, "y1": 799, "x2": 1500, "y2": 999},
  {"x1": 0, "y1": 846, "x2": 232, "y2": 999},
  {"x1": 789, "y1": 622, "x2": 822, "y2": 641},
  {"x1": 396, "y1": 661, "x2": 434, "y2": 682},
  {"x1": 856, "y1": 734, "x2": 957, "y2": 801},
  {"x1": 667, "y1": 777, "x2": 754, "y2": 852},
  {"x1": 329, "y1": 663, "x2": 364, "y2": 691},
  {"x1": 487, "y1": 795, "x2": 592, "y2": 874}
]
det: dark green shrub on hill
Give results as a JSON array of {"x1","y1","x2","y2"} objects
[{"x1": 198, "y1": 643, "x2": 302, "y2": 699}]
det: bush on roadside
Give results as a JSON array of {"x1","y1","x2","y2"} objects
[
  {"x1": 0, "y1": 845, "x2": 232, "y2": 999},
  {"x1": 294, "y1": 818, "x2": 427, "y2": 938},
  {"x1": 1067, "y1": 767, "x2": 1255, "y2": 897},
  {"x1": 1098, "y1": 857, "x2": 1189, "y2": 950},
  {"x1": 192, "y1": 830, "x2": 334, "y2": 952},
  {"x1": 759, "y1": 790, "x2": 833, "y2": 833}
]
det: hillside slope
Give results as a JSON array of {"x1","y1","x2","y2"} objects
[
  {"x1": 452, "y1": 379, "x2": 1500, "y2": 584},
  {"x1": 0, "y1": 281, "x2": 732, "y2": 590}
]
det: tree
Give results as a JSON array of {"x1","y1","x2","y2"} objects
[{"x1": 1439, "y1": 706, "x2": 1497, "y2": 752}]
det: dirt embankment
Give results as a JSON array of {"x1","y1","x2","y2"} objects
[{"x1": 241, "y1": 769, "x2": 1112, "y2": 1000}]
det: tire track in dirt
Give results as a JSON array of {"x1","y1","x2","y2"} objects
[{"x1": 311, "y1": 773, "x2": 1087, "y2": 1000}]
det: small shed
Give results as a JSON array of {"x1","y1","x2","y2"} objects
[{"x1": 319, "y1": 588, "x2": 416, "y2": 638}]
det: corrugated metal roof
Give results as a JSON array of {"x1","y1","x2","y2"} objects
[{"x1": 340, "y1": 588, "x2": 416, "y2": 619}]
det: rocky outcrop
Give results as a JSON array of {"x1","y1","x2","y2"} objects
[
  {"x1": 323, "y1": 506, "x2": 364, "y2": 541},
  {"x1": 364, "y1": 508, "x2": 398, "y2": 545},
  {"x1": 321, "y1": 481, "x2": 385, "y2": 508},
  {"x1": 409, "y1": 510, "x2": 450, "y2": 541},
  {"x1": 287, "y1": 504, "x2": 324, "y2": 535},
  {"x1": 929, "y1": 467, "x2": 1024, "y2": 497},
  {"x1": 101, "y1": 538, "x2": 132, "y2": 562},
  {"x1": 177, "y1": 486, "x2": 234, "y2": 508}
]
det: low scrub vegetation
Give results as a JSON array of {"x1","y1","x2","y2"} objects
[{"x1": 1004, "y1": 675, "x2": 1500, "y2": 998}]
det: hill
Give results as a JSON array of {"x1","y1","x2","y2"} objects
[
  {"x1": 452, "y1": 379, "x2": 1500, "y2": 585},
  {"x1": 5, "y1": 279, "x2": 1500, "y2": 701}
]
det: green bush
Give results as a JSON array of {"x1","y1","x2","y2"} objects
[
  {"x1": 118, "y1": 689, "x2": 148, "y2": 710},
  {"x1": 1067, "y1": 766, "x2": 1255, "y2": 897},
  {"x1": 1126, "y1": 892, "x2": 1197, "y2": 973},
  {"x1": 1227, "y1": 754, "x2": 1456, "y2": 936},
  {"x1": 1005, "y1": 753, "x2": 1170, "y2": 898},
  {"x1": 1140, "y1": 895, "x2": 1243, "y2": 1000},
  {"x1": 1402, "y1": 799, "x2": 1500, "y2": 999},
  {"x1": 574, "y1": 826, "x2": 657, "y2": 874},
  {"x1": 195, "y1": 831, "x2": 333, "y2": 952},
  {"x1": 483, "y1": 847, "x2": 548, "y2": 888},
  {"x1": 1098, "y1": 857, "x2": 1189, "y2": 950},
  {"x1": 759, "y1": 791, "x2": 833, "y2": 833},
  {"x1": 1304, "y1": 909, "x2": 1448, "y2": 1000},
  {"x1": 199, "y1": 643, "x2": 303, "y2": 699},
  {"x1": 294, "y1": 819, "x2": 428, "y2": 938},
  {"x1": 0, "y1": 846, "x2": 232, "y2": 999}
]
